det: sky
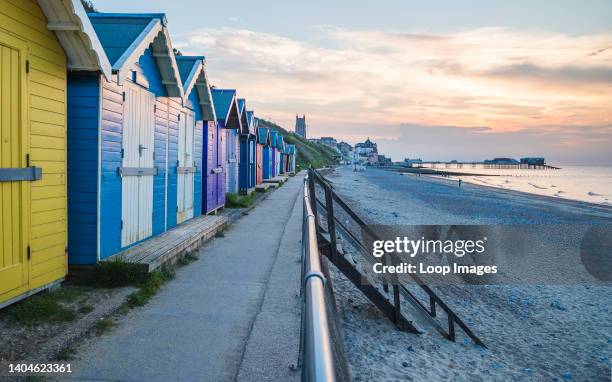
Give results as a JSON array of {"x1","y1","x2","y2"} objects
[{"x1": 93, "y1": 1, "x2": 612, "y2": 164}]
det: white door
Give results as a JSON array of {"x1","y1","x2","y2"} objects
[
  {"x1": 177, "y1": 110, "x2": 195, "y2": 224},
  {"x1": 121, "y1": 83, "x2": 155, "y2": 247}
]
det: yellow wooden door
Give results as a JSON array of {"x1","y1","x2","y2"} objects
[{"x1": 0, "y1": 31, "x2": 28, "y2": 297}]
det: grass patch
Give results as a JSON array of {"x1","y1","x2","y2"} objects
[
  {"x1": 127, "y1": 267, "x2": 175, "y2": 308},
  {"x1": 116, "y1": 305, "x2": 130, "y2": 316},
  {"x1": 225, "y1": 192, "x2": 255, "y2": 208},
  {"x1": 81, "y1": 259, "x2": 147, "y2": 288},
  {"x1": 178, "y1": 252, "x2": 199, "y2": 266},
  {"x1": 25, "y1": 377, "x2": 47, "y2": 382},
  {"x1": 93, "y1": 317, "x2": 115, "y2": 336},
  {"x1": 57, "y1": 346, "x2": 76, "y2": 361},
  {"x1": 215, "y1": 229, "x2": 226, "y2": 238},
  {"x1": 78, "y1": 304, "x2": 94, "y2": 315},
  {"x1": 2, "y1": 287, "x2": 90, "y2": 326}
]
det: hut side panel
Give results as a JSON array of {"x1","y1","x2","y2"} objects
[
  {"x1": 204, "y1": 122, "x2": 215, "y2": 213},
  {"x1": 186, "y1": 89, "x2": 203, "y2": 218},
  {"x1": 219, "y1": 129, "x2": 227, "y2": 204},
  {"x1": 256, "y1": 144, "x2": 263, "y2": 184},
  {"x1": 239, "y1": 137, "x2": 249, "y2": 193},
  {"x1": 263, "y1": 146, "x2": 271, "y2": 180},
  {"x1": 99, "y1": 77, "x2": 124, "y2": 260},
  {"x1": 67, "y1": 73, "x2": 100, "y2": 265},
  {"x1": 250, "y1": 139, "x2": 257, "y2": 188},
  {"x1": 165, "y1": 98, "x2": 181, "y2": 230},
  {"x1": 226, "y1": 129, "x2": 239, "y2": 193},
  {"x1": 154, "y1": 99, "x2": 170, "y2": 231},
  {"x1": 193, "y1": 119, "x2": 203, "y2": 218}
]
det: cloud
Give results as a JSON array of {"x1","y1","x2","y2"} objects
[
  {"x1": 482, "y1": 63, "x2": 612, "y2": 84},
  {"x1": 586, "y1": 47, "x2": 611, "y2": 57},
  {"x1": 174, "y1": 26, "x2": 612, "y2": 163}
]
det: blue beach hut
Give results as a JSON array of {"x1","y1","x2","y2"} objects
[
  {"x1": 250, "y1": 115, "x2": 258, "y2": 187},
  {"x1": 67, "y1": 13, "x2": 185, "y2": 264},
  {"x1": 269, "y1": 130, "x2": 278, "y2": 178},
  {"x1": 239, "y1": 108, "x2": 256, "y2": 194},
  {"x1": 277, "y1": 135, "x2": 285, "y2": 175},
  {"x1": 210, "y1": 89, "x2": 241, "y2": 197},
  {"x1": 173, "y1": 56, "x2": 215, "y2": 224},
  {"x1": 286, "y1": 144, "x2": 297, "y2": 173},
  {"x1": 256, "y1": 125, "x2": 269, "y2": 184}
]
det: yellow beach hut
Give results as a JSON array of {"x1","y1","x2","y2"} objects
[{"x1": 0, "y1": 0, "x2": 110, "y2": 308}]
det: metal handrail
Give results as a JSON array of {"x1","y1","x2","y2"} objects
[{"x1": 301, "y1": 176, "x2": 337, "y2": 382}]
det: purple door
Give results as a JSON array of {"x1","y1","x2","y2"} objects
[
  {"x1": 204, "y1": 121, "x2": 226, "y2": 213},
  {"x1": 217, "y1": 128, "x2": 226, "y2": 207}
]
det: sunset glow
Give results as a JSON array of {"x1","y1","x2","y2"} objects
[{"x1": 94, "y1": 0, "x2": 612, "y2": 163}]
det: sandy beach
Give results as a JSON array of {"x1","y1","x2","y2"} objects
[{"x1": 325, "y1": 165, "x2": 612, "y2": 381}]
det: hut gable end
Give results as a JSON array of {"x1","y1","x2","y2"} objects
[{"x1": 87, "y1": 13, "x2": 183, "y2": 98}]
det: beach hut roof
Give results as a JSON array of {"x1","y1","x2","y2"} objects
[
  {"x1": 87, "y1": 12, "x2": 184, "y2": 99},
  {"x1": 37, "y1": 0, "x2": 111, "y2": 79},
  {"x1": 175, "y1": 56, "x2": 215, "y2": 121},
  {"x1": 276, "y1": 135, "x2": 284, "y2": 149},
  {"x1": 211, "y1": 88, "x2": 241, "y2": 129},
  {"x1": 237, "y1": 98, "x2": 246, "y2": 115},
  {"x1": 236, "y1": 98, "x2": 249, "y2": 135},
  {"x1": 246, "y1": 111, "x2": 256, "y2": 136},
  {"x1": 286, "y1": 144, "x2": 296, "y2": 155},
  {"x1": 257, "y1": 127, "x2": 270, "y2": 145},
  {"x1": 269, "y1": 130, "x2": 278, "y2": 146}
]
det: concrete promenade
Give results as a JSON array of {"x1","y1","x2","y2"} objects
[{"x1": 64, "y1": 174, "x2": 305, "y2": 382}]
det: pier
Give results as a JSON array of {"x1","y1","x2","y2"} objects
[{"x1": 416, "y1": 161, "x2": 560, "y2": 170}]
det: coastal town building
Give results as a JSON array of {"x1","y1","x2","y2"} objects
[
  {"x1": 377, "y1": 155, "x2": 392, "y2": 165},
  {"x1": 320, "y1": 136, "x2": 338, "y2": 148},
  {"x1": 354, "y1": 138, "x2": 378, "y2": 165},
  {"x1": 295, "y1": 114, "x2": 307, "y2": 138},
  {"x1": 367, "y1": 152, "x2": 379, "y2": 165},
  {"x1": 338, "y1": 141, "x2": 353, "y2": 156},
  {"x1": 338, "y1": 141, "x2": 354, "y2": 163}
]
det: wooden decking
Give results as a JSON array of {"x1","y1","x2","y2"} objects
[
  {"x1": 263, "y1": 175, "x2": 289, "y2": 186},
  {"x1": 255, "y1": 184, "x2": 271, "y2": 192},
  {"x1": 109, "y1": 215, "x2": 228, "y2": 272}
]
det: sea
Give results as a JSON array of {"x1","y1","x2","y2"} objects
[{"x1": 435, "y1": 165, "x2": 612, "y2": 205}]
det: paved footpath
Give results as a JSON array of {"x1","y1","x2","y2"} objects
[{"x1": 64, "y1": 174, "x2": 305, "y2": 382}]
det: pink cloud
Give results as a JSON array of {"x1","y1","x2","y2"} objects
[{"x1": 174, "y1": 26, "x2": 612, "y2": 160}]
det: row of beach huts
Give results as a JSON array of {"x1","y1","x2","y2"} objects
[{"x1": 0, "y1": 0, "x2": 296, "y2": 308}]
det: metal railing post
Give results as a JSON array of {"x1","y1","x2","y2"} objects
[
  {"x1": 324, "y1": 185, "x2": 337, "y2": 262},
  {"x1": 308, "y1": 170, "x2": 318, "y2": 218}
]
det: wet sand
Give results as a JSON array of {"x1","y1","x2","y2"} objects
[{"x1": 326, "y1": 166, "x2": 612, "y2": 381}]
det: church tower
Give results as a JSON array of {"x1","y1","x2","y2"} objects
[{"x1": 295, "y1": 114, "x2": 307, "y2": 139}]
